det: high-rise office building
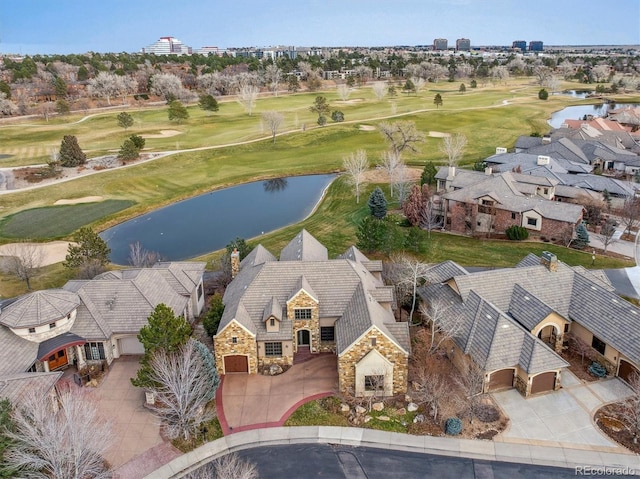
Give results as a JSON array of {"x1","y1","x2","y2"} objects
[
  {"x1": 456, "y1": 38, "x2": 471, "y2": 51},
  {"x1": 529, "y1": 41, "x2": 544, "y2": 52},
  {"x1": 142, "y1": 37, "x2": 192, "y2": 55},
  {"x1": 433, "y1": 38, "x2": 448, "y2": 51},
  {"x1": 512, "y1": 40, "x2": 527, "y2": 51}
]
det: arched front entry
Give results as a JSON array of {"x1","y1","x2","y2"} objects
[
  {"x1": 618, "y1": 360, "x2": 640, "y2": 384},
  {"x1": 537, "y1": 325, "x2": 558, "y2": 348}
]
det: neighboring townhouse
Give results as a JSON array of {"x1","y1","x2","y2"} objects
[
  {"x1": 418, "y1": 252, "x2": 640, "y2": 397},
  {"x1": 0, "y1": 262, "x2": 205, "y2": 399},
  {"x1": 435, "y1": 168, "x2": 584, "y2": 238},
  {"x1": 213, "y1": 230, "x2": 410, "y2": 397}
]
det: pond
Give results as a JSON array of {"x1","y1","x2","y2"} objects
[
  {"x1": 551, "y1": 89, "x2": 592, "y2": 99},
  {"x1": 548, "y1": 103, "x2": 638, "y2": 129},
  {"x1": 100, "y1": 174, "x2": 337, "y2": 265}
]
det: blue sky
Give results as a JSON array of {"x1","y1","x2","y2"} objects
[{"x1": 2, "y1": 0, "x2": 639, "y2": 55}]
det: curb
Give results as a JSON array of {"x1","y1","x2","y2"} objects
[{"x1": 142, "y1": 426, "x2": 640, "y2": 478}]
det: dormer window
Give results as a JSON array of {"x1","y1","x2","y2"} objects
[
  {"x1": 28, "y1": 327, "x2": 36, "y2": 334},
  {"x1": 294, "y1": 308, "x2": 312, "y2": 320},
  {"x1": 270, "y1": 318, "x2": 275, "y2": 327},
  {"x1": 49, "y1": 322, "x2": 56, "y2": 329}
]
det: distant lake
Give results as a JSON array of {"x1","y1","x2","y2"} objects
[
  {"x1": 548, "y1": 103, "x2": 638, "y2": 128},
  {"x1": 101, "y1": 174, "x2": 337, "y2": 264}
]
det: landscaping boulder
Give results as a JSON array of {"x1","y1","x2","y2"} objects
[
  {"x1": 364, "y1": 415, "x2": 372, "y2": 423},
  {"x1": 269, "y1": 364, "x2": 283, "y2": 376},
  {"x1": 413, "y1": 414, "x2": 425, "y2": 424},
  {"x1": 407, "y1": 402, "x2": 418, "y2": 412},
  {"x1": 372, "y1": 402, "x2": 384, "y2": 411},
  {"x1": 395, "y1": 407, "x2": 406, "y2": 416},
  {"x1": 340, "y1": 403, "x2": 350, "y2": 413},
  {"x1": 355, "y1": 405, "x2": 367, "y2": 415},
  {"x1": 404, "y1": 395, "x2": 412, "y2": 403},
  {"x1": 378, "y1": 415, "x2": 390, "y2": 421}
]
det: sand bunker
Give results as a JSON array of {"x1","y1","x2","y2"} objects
[
  {"x1": 142, "y1": 129, "x2": 182, "y2": 139},
  {"x1": 428, "y1": 131, "x2": 451, "y2": 138},
  {"x1": 0, "y1": 241, "x2": 72, "y2": 267},
  {"x1": 359, "y1": 125, "x2": 377, "y2": 131},
  {"x1": 54, "y1": 196, "x2": 104, "y2": 205}
]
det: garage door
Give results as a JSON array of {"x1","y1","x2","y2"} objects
[
  {"x1": 531, "y1": 372, "x2": 556, "y2": 394},
  {"x1": 224, "y1": 355, "x2": 248, "y2": 373},
  {"x1": 118, "y1": 336, "x2": 145, "y2": 355},
  {"x1": 488, "y1": 369, "x2": 514, "y2": 391},
  {"x1": 618, "y1": 360, "x2": 640, "y2": 384}
]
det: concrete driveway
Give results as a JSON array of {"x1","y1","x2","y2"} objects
[
  {"x1": 217, "y1": 354, "x2": 338, "y2": 434},
  {"x1": 493, "y1": 370, "x2": 633, "y2": 451}
]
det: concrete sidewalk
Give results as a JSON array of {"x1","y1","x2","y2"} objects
[{"x1": 144, "y1": 426, "x2": 640, "y2": 479}]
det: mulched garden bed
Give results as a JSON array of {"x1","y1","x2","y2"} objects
[
  {"x1": 595, "y1": 403, "x2": 640, "y2": 454},
  {"x1": 561, "y1": 350, "x2": 601, "y2": 382}
]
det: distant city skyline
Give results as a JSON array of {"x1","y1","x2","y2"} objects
[{"x1": 2, "y1": 0, "x2": 639, "y2": 55}]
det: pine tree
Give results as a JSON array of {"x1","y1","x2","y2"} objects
[
  {"x1": 356, "y1": 216, "x2": 390, "y2": 253},
  {"x1": 367, "y1": 187, "x2": 388, "y2": 219},
  {"x1": 168, "y1": 100, "x2": 189, "y2": 124},
  {"x1": 64, "y1": 227, "x2": 111, "y2": 275},
  {"x1": 434, "y1": 93, "x2": 443, "y2": 108},
  {"x1": 117, "y1": 138, "x2": 139, "y2": 163},
  {"x1": 574, "y1": 222, "x2": 590, "y2": 249},
  {"x1": 117, "y1": 111, "x2": 134, "y2": 130},
  {"x1": 132, "y1": 304, "x2": 191, "y2": 389},
  {"x1": 420, "y1": 162, "x2": 438, "y2": 186},
  {"x1": 58, "y1": 135, "x2": 86, "y2": 167}
]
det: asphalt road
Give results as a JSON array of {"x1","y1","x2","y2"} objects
[{"x1": 194, "y1": 444, "x2": 592, "y2": 479}]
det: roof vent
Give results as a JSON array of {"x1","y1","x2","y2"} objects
[
  {"x1": 537, "y1": 155, "x2": 551, "y2": 166},
  {"x1": 496, "y1": 147, "x2": 507, "y2": 155}
]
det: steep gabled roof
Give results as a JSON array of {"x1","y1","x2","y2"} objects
[
  {"x1": 280, "y1": 229, "x2": 328, "y2": 261},
  {"x1": 0, "y1": 372, "x2": 62, "y2": 403},
  {"x1": 263, "y1": 296, "x2": 283, "y2": 322},
  {"x1": 508, "y1": 284, "x2": 555, "y2": 331},
  {"x1": 240, "y1": 244, "x2": 276, "y2": 268}
]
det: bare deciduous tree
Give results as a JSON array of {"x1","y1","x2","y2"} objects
[
  {"x1": 390, "y1": 254, "x2": 431, "y2": 322},
  {"x1": 378, "y1": 121, "x2": 426, "y2": 160},
  {"x1": 439, "y1": 133, "x2": 467, "y2": 166},
  {"x1": 1, "y1": 242, "x2": 44, "y2": 290},
  {"x1": 260, "y1": 110, "x2": 284, "y2": 144},
  {"x1": 377, "y1": 150, "x2": 402, "y2": 198},
  {"x1": 128, "y1": 241, "x2": 162, "y2": 268},
  {"x1": 87, "y1": 71, "x2": 123, "y2": 106},
  {"x1": 146, "y1": 339, "x2": 220, "y2": 441},
  {"x1": 393, "y1": 163, "x2": 411, "y2": 204},
  {"x1": 592, "y1": 65, "x2": 611, "y2": 83},
  {"x1": 0, "y1": 92, "x2": 18, "y2": 116},
  {"x1": 597, "y1": 218, "x2": 618, "y2": 253},
  {"x1": 454, "y1": 361, "x2": 486, "y2": 423},
  {"x1": 621, "y1": 373, "x2": 640, "y2": 444},
  {"x1": 418, "y1": 299, "x2": 463, "y2": 352},
  {"x1": 567, "y1": 332, "x2": 592, "y2": 366},
  {"x1": 619, "y1": 197, "x2": 640, "y2": 236},
  {"x1": 183, "y1": 453, "x2": 259, "y2": 479},
  {"x1": 5, "y1": 389, "x2": 113, "y2": 479},
  {"x1": 336, "y1": 83, "x2": 351, "y2": 101},
  {"x1": 420, "y1": 192, "x2": 443, "y2": 238},
  {"x1": 343, "y1": 149, "x2": 369, "y2": 203},
  {"x1": 412, "y1": 77, "x2": 426, "y2": 92},
  {"x1": 264, "y1": 64, "x2": 282, "y2": 96},
  {"x1": 413, "y1": 363, "x2": 447, "y2": 421},
  {"x1": 371, "y1": 81, "x2": 387, "y2": 101},
  {"x1": 150, "y1": 73, "x2": 185, "y2": 102},
  {"x1": 237, "y1": 83, "x2": 259, "y2": 116}
]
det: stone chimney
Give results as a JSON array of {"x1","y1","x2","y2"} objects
[
  {"x1": 230, "y1": 248, "x2": 240, "y2": 279},
  {"x1": 444, "y1": 166, "x2": 456, "y2": 191},
  {"x1": 540, "y1": 251, "x2": 558, "y2": 272}
]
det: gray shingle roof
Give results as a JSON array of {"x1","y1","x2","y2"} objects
[
  {"x1": 220, "y1": 232, "x2": 408, "y2": 354},
  {"x1": 508, "y1": 284, "x2": 555, "y2": 331},
  {"x1": 0, "y1": 324, "x2": 39, "y2": 376},
  {"x1": 241, "y1": 244, "x2": 276, "y2": 268},
  {"x1": 423, "y1": 261, "x2": 469, "y2": 284},
  {"x1": 0, "y1": 372, "x2": 62, "y2": 403},
  {"x1": 280, "y1": 229, "x2": 328, "y2": 261},
  {"x1": 0, "y1": 289, "x2": 81, "y2": 329}
]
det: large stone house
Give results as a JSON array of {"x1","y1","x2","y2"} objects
[
  {"x1": 418, "y1": 252, "x2": 640, "y2": 397},
  {"x1": 436, "y1": 167, "x2": 584, "y2": 238},
  {"x1": 213, "y1": 230, "x2": 410, "y2": 397},
  {"x1": 0, "y1": 262, "x2": 205, "y2": 399}
]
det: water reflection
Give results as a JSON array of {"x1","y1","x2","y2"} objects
[{"x1": 263, "y1": 178, "x2": 288, "y2": 193}]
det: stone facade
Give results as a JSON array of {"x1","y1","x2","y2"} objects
[
  {"x1": 514, "y1": 372, "x2": 528, "y2": 396},
  {"x1": 214, "y1": 321, "x2": 258, "y2": 374},
  {"x1": 287, "y1": 291, "x2": 319, "y2": 353},
  {"x1": 257, "y1": 340, "x2": 294, "y2": 369},
  {"x1": 337, "y1": 327, "x2": 408, "y2": 396}
]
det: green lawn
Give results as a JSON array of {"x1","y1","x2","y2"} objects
[{"x1": 0, "y1": 200, "x2": 135, "y2": 239}]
